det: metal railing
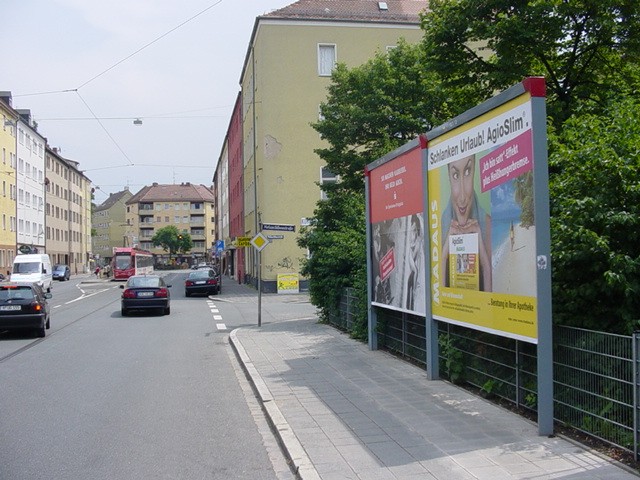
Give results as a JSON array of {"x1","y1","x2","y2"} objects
[
  {"x1": 327, "y1": 287, "x2": 358, "y2": 331},
  {"x1": 331, "y1": 293, "x2": 640, "y2": 459}
]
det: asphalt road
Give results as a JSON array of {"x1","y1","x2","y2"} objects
[{"x1": 0, "y1": 272, "x2": 297, "y2": 480}]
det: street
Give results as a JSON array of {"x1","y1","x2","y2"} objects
[{"x1": 0, "y1": 272, "x2": 309, "y2": 480}]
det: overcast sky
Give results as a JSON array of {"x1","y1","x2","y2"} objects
[{"x1": 1, "y1": 0, "x2": 293, "y2": 203}]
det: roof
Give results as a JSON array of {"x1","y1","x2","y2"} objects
[
  {"x1": 95, "y1": 189, "x2": 133, "y2": 212},
  {"x1": 240, "y1": 0, "x2": 428, "y2": 85},
  {"x1": 262, "y1": 0, "x2": 428, "y2": 24},
  {"x1": 126, "y1": 183, "x2": 215, "y2": 205}
]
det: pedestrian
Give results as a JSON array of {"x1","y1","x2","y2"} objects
[
  {"x1": 510, "y1": 221, "x2": 515, "y2": 252},
  {"x1": 95, "y1": 266, "x2": 100, "y2": 278}
]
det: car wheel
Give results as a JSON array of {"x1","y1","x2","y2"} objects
[
  {"x1": 121, "y1": 308, "x2": 128, "y2": 317},
  {"x1": 35, "y1": 325, "x2": 45, "y2": 338},
  {"x1": 46, "y1": 316, "x2": 50, "y2": 329},
  {"x1": 164, "y1": 306, "x2": 170, "y2": 315},
  {"x1": 185, "y1": 291, "x2": 191, "y2": 297}
]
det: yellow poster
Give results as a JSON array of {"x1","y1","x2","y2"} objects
[
  {"x1": 427, "y1": 94, "x2": 539, "y2": 343},
  {"x1": 277, "y1": 273, "x2": 299, "y2": 294}
]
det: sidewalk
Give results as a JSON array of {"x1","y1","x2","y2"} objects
[{"x1": 228, "y1": 291, "x2": 639, "y2": 479}]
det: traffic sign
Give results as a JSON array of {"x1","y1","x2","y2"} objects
[
  {"x1": 250, "y1": 232, "x2": 269, "y2": 251},
  {"x1": 236, "y1": 236, "x2": 251, "y2": 247},
  {"x1": 261, "y1": 223, "x2": 295, "y2": 232}
]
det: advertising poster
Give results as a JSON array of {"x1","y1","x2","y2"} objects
[
  {"x1": 427, "y1": 93, "x2": 538, "y2": 342},
  {"x1": 277, "y1": 273, "x2": 299, "y2": 294},
  {"x1": 369, "y1": 142, "x2": 425, "y2": 316}
]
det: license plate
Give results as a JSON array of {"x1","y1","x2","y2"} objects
[
  {"x1": 0, "y1": 305, "x2": 21, "y2": 311},
  {"x1": 137, "y1": 291, "x2": 153, "y2": 297},
  {"x1": 195, "y1": 281, "x2": 206, "y2": 285}
]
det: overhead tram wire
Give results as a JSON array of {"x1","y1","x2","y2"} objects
[
  {"x1": 75, "y1": 91, "x2": 135, "y2": 167},
  {"x1": 11, "y1": 1, "x2": 226, "y2": 177},
  {"x1": 75, "y1": 0, "x2": 225, "y2": 90}
]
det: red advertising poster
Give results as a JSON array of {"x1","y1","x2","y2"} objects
[
  {"x1": 369, "y1": 146, "x2": 423, "y2": 223},
  {"x1": 369, "y1": 143, "x2": 426, "y2": 316}
]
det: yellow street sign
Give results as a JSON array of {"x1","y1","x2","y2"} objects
[
  {"x1": 250, "y1": 232, "x2": 269, "y2": 251},
  {"x1": 236, "y1": 236, "x2": 251, "y2": 247}
]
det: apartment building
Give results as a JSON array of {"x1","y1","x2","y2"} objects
[
  {"x1": 15, "y1": 109, "x2": 46, "y2": 255},
  {"x1": 0, "y1": 93, "x2": 17, "y2": 275},
  {"x1": 43, "y1": 146, "x2": 93, "y2": 274},
  {"x1": 219, "y1": 0, "x2": 427, "y2": 291},
  {"x1": 92, "y1": 189, "x2": 133, "y2": 266},
  {"x1": 125, "y1": 183, "x2": 216, "y2": 265}
]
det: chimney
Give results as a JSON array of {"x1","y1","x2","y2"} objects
[
  {"x1": 17, "y1": 109, "x2": 31, "y2": 124},
  {"x1": 0, "y1": 91, "x2": 12, "y2": 108}
]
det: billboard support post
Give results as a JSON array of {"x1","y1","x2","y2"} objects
[{"x1": 364, "y1": 171, "x2": 378, "y2": 350}]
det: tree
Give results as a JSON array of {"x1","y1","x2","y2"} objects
[
  {"x1": 313, "y1": 39, "x2": 456, "y2": 193},
  {"x1": 151, "y1": 226, "x2": 193, "y2": 262},
  {"x1": 303, "y1": 41, "x2": 456, "y2": 337},
  {"x1": 421, "y1": 0, "x2": 640, "y2": 125},
  {"x1": 297, "y1": 185, "x2": 368, "y2": 339},
  {"x1": 549, "y1": 96, "x2": 640, "y2": 334}
]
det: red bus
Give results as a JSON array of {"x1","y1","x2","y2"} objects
[{"x1": 112, "y1": 247, "x2": 154, "y2": 280}]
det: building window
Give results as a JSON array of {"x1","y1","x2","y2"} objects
[
  {"x1": 320, "y1": 166, "x2": 338, "y2": 200},
  {"x1": 318, "y1": 44, "x2": 336, "y2": 76}
]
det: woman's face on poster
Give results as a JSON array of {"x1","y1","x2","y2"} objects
[{"x1": 447, "y1": 155, "x2": 476, "y2": 226}]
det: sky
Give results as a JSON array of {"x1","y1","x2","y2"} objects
[{"x1": 1, "y1": 0, "x2": 294, "y2": 203}]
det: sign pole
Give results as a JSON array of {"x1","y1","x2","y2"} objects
[
  {"x1": 258, "y1": 250, "x2": 262, "y2": 327},
  {"x1": 250, "y1": 232, "x2": 269, "y2": 327}
]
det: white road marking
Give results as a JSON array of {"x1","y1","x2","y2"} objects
[
  {"x1": 216, "y1": 323, "x2": 227, "y2": 330},
  {"x1": 213, "y1": 315, "x2": 223, "y2": 320}
]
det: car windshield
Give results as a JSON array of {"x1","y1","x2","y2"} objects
[
  {"x1": 53, "y1": 265, "x2": 66, "y2": 271},
  {"x1": 13, "y1": 262, "x2": 40, "y2": 274},
  {"x1": 189, "y1": 271, "x2": 211, "y2": 279},
  {"x1": 127, "y1": 277, "x2": 162, "y2": 288},
  {"x1": 0, "y1": 286, "x2": 35, "y2": 300}
]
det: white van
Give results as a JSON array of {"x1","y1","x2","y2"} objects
[{"x1": 11, "y1": 254, "x2": 53, "y2": 292}]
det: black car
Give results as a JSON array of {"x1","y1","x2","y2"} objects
[
  {"x1": 52, "y1": 264, "x2": 71, "y2": 281},
  {"x1": 120, "y1": 275, "x2": 171, "y2": 316},
  {"x1": 185, "y1": 269, "x2": 221, "y2": 297},
  {"x1": 0, "y1": 282, "x2": 52, "y2": 337}
]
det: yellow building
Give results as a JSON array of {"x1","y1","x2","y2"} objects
[
  {"x1": 237, "y1": 0, "x2": 427, "y2": 291},
  {"x1": 0, "y1": 93, "x2": 18, "y2": 275},
  {"x1": 125, "y1": 183, "x2": 216, "y2": 265},
  {"x1": 92, "y1": 189, "x2": 133, "y2": 267}
]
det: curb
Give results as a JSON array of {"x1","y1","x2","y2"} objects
[{"x1": 229, "y1": 328, "x2": 320, "y2": 480}]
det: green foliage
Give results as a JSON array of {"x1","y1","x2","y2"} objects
[
  {"x1": 421, "y1": 0, "x2": 640, "y2": 125},
  {"x1": 297, "y1": 187, "x2": 366, "y2": 327},
  {"x1": 303, "y1": 41, "x2": 459, "y2": 334},
  {"x1": 313, "y1": 40, "x2": 458, "y2": 192},
  {"x1": 151, "y1": 225, "x2": 193, "y2": 258},
  {"x1": 438, "y1": 334, "x2": 465, "y2": 384},
  {"x1": 549, "y1": 97, "x2": 640, "y2": 333}
]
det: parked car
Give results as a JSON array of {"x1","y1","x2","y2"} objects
[
  {"x1": 0, "y1": 282, "x2": 52, "y2": 337},
  {"x1": 120, "y1": 275, "x2": 171, "y2": 316},
  {"x1": 185, "y1": 269, "x2": 221, "y2": 297},
  {"x1": 52, "y1": 264, "x2": 71, "y2": 281}
]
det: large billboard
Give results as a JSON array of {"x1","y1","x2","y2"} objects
[
  {"x1": 368, "y1": 139, "x2": 425, "y2": 316},
  {"x1": 427, "y1": 86, "x2": 540, "y2": 342}
]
